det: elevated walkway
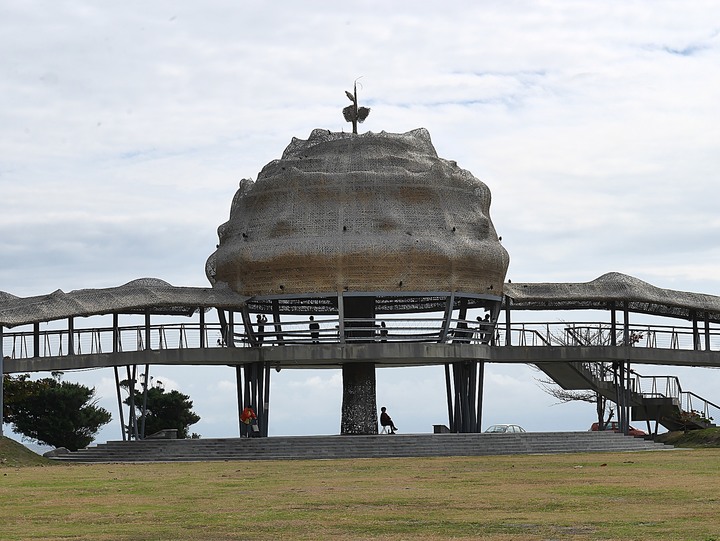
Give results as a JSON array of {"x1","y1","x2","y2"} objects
[{"x1": 50, "y1": 432, "x2": 670, "y2": 463}]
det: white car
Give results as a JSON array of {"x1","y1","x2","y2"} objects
[{"x1": 484, "y1": 424, "x2": 526, "y2": 434}]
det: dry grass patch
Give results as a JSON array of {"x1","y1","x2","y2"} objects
[{"x1": 1, "y1": 451, "x2": 720, "y2": 540}]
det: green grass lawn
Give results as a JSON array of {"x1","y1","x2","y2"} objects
[{"x1": 2, "y1": 445, "x2": 720, "y2": 540}]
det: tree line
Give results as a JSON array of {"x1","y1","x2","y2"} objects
[{"x1": 2, "y1": 373, "x2": 199, "y2": 451}]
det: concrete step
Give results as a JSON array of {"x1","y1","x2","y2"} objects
[{"x1": 51, "y1": 432, "x2": 672, "y2": 463}]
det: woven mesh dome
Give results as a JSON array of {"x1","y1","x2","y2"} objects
[{"x1": 207, "y1": 128, "x2": 509, "y2": 296}]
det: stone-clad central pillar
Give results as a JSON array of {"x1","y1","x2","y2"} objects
[{"x1": 341, "y1": 296, "x2": 378, "y2": 434}]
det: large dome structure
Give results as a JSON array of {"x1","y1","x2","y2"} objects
[
  {"x1": 206, "y1": 126, "x2": 510, "y2": 435},
  {"x1": 206, "y1": 128, "x2": 509, "y2": 300}
]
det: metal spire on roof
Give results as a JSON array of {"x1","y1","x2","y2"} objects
[{"x1": 342, "y1": 80, "x2": 370, "y2": 134}]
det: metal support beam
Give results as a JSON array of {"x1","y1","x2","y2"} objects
[
  {"x1": 444, "y1": 363, "x2": 454, "y2": 430},
  {"x1": 199, "y1": 309, "x2": 206, "y2": 348},
  {"x1": 263, "y1": 362, "x2": 271, "y2": 437},
  {"x1": 144, "y1": 310, "x2": 151, "y2": 351},
  {"x1": 505, "y1": 297, "x2": 512, "y2": 346},
  {"x1": 0, "y1": 326, "x2": 4, "y2": 437},
  {"x1": 238, "y1": 308, "x2": 256, "y2": 347},
  {"x1": 705, "y1": 312, "x2": 711, "y2": 352},
  {"x1": 272, "y1": 299, "x2": 284, "y2": 345},
  {"x1": 125, "y1": 365, "x2": 137, "y2": 440},
  {"x1": 235, "y1": 365, "x2": 243, "y2": 436},
  {"x1": 622, "y1": 302, "x2": 630, "y2": 435},
  {"x1": 447, "y1": 360, "x2": 483, "y2": 433},
  {"x1": 216, "y1": 309, "x2": 228, "y2": 347},
  {"x1": 236, "y1": 361, "x2": 270, "y2": 437},
  {"x1": 68, "y1": 317, "x2": 74, "y2": 356},
  {"x1": 113, "y1": 313, "x2": 120, "y2": 353},
  {"x1": 113, "y1": 366, "x2": 126, "y2": 441},
  {"x1": 440, "y1": 292, "x2": 455, "y2": 343},
  {"x1": 140, "y1": 364, "x2": 150, "y2": 439},
  {"x1": 33, "y1": 322, "x2": 40, "y2": 358},
  {"x1": 337, "y1": 291, "x2": 345, "y2": 344},
  {"x1": 476, "y1": 361, "x2": 485, "y2": 432}
]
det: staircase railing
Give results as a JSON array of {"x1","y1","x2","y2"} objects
[{"x1": 569, "y1": 362, "x2": 720, "y2": 426}]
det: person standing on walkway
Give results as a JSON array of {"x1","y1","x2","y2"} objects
[
  {"x1": 309, "y1": 316, "x2": 320, "y2": 343},
  {"x1": 256, "y1": 314, "x2": 267, "y2": 344}
]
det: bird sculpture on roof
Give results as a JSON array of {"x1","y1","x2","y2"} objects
[{"x1": 343, "y1": 80, "x2": 370, "y2": 134}]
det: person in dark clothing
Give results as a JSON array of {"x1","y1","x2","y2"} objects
[
  {"x1": 477, "y1": 313, "x2": 492, "y2": 344},
  {"x1": 379, "y1": 406, "x2": 398, "y2": 434},
  {"x1": 379, "y1": 321, "x2": 388, "y2": 342},
  {"x1": 309, "y1": 315, "x2": 320, "y2": 343},
  {"x1": 256, "y1": 314, "x2": 267, "y2": 344}
]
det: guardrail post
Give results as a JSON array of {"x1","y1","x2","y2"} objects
[
  {"x1": 504, "y1": 296, "x2": 512, "y2": 346},
  {"x1": 68, "y1": 317, "x2": 74, "y2": 356},
  {"x1": 113, "y1": 313, "x2": 120, "y2": 353},
  {"x1": 33, "y1": 322, "x2": 40, "y2": 358},
  {"x1": 705, "y1": 311, "x2": 711, "y2": 351},
  {"x1": 144, "y1": 310, "x2": 151, "y2": 351},
  {"x1": 199, "y1": 309, "x2": 206, "y2": 348}
]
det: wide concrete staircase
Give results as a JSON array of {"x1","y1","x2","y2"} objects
[{"x1": 50, "y1": 431, "x2": 670, "y2": 463}]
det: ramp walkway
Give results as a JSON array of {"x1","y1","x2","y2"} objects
[{"x1": 50, "y1": 432, "x2": 670, "y2": 463}]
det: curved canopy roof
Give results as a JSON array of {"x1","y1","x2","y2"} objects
[
  {"x1": 3, "y1": 272, "x2": 720, "y2": 328},
  {"x1": 505, "y1": 272, "x2": 720, "y2": 323},
  {"x1": 0, "y1": 278, "x2": 248, "y2": 328}
]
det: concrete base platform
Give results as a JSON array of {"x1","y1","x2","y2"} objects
[{"x1": 51, "y1": 431, "x2": 672, "y2": 463}]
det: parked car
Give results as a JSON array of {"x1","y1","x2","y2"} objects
[
  {"x1": 590, "y1": 421, "x2": 646, "y2": 437},
  {"x1": 484, "y1": 424, "x2": 526, "y2": 434}
]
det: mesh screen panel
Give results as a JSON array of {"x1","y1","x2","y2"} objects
[{"x1": 207, "y1": 128, "x2": 509, "y2": 297}]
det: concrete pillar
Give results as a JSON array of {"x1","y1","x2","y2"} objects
[{"x1": 340, "y1": 296, "x2": 378, "y2": 434}]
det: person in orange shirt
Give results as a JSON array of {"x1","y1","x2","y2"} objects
[{"x1": 241, "y1": 406, "x2": 259, "y2": 437}]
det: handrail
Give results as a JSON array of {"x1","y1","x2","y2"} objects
[
  {"x1": 3, "y1": 318, "x2": 720, "y2": 360},
  {"x1": 566, "y1": 362, "x2": 719, "y2": 424}
]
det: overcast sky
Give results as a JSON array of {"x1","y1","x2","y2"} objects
[{"x1": 2, "y1": 1, "x2": 720, "y2": 445}]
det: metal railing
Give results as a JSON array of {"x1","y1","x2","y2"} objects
[
  {"x1": 3, "y1": 318, "x2": 720, "y2": 361},
  {"x1": 566, "y1": 361, "x2": 720, "y2": 423},
  {"x1": 2, "y1": 323, "x2": 225, "y2": 360},
  {"x1": 500, "y1": 322, "x2": 720, "y2": 351}
]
